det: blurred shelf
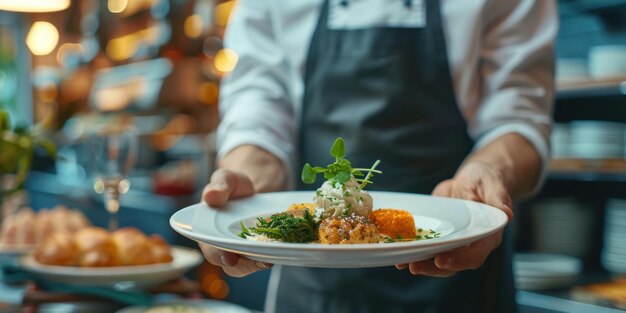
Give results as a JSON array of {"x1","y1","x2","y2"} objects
[
  {"x1": 559, "y1": 0, "x2": 626, "y2": 16},
  {"x1": 549, "y1": 171, "x2": 626, "y2": 183},
  {"x1": 556, "y1": 79, "x2": 626, "y2": 100},
  {"x1": 518, "y1": 291, "x2": 626, "y2": 313},
  {"x1": 548, "y1": 159, "x2": 626, "y2": 182}
]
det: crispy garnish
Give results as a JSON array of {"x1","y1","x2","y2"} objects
[{"x1": 369, "y1": 208, "x2": 416, "y2": 239}]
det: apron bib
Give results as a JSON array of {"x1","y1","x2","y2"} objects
[{"x1": 271, "y1": 0, "x2": 516, "y2": 312}]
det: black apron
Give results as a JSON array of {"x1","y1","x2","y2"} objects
[{"x1": 271, "y1": 0, "x2": 516, "y2": 312}]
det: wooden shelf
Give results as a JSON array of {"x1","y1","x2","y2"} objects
[
  {"x1": 549, "y1": 159, "x2": 626, "y2": 182},
  {"x1": 556, "y1": 79, "x2": 626, "y2": 100}
]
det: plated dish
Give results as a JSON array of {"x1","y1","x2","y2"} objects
[
  {"x1": 171, "y1": 138, "x2": 508, "y2": 268},
  {"x1": 238, "y1": 138, "x2": 440, "y2": 245},
  {"x1": 20, "y1": 246, "x2": 202, "y2": 288}
]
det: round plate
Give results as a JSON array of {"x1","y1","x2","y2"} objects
[
  {"x1": 116, "y1": 299, "x2": 251, "y2": 313},
  {"x1": 170, "y1": 191, "x2": 508, "y2": 268},
  {"x1": 0, "y1": 244, "x2": 33, "y2": 259},
  {"x1": 20, "y1": 246, "x2": 203, "y2": 288}
]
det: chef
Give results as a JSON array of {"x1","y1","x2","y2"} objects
[{"x1": 200, "y1": 0, "x2": 556, "y2": 312}]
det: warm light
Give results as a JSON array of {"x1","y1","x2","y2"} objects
[
  {"x1": 56, "y1": 43, "x2": 84, "y2": 65},
  {"x1": 107, "y1": 0, "x2": 128, "y2": 13},
  {"x1": 197, "y1": 82, "x2": 219, "y2": 105},
  {"x1": 94, "y1": 180, "x2": 105, "y2": 193},
  {"x1": 26, "y1": 22, "x2": 59, "y2": 56},
  {"x1": 214, "y1": 0, "x2": 236, "y2": 27},
  {"x1": 0, "y1": 0, "x2": 70, "y2": 13},
  {"x1": 214, "y1": 48, "x2": 238, "y2": 73},
  {"x1": 184, "y1": 15, "x2": 203, "y2": 38},
  {"x1": 208, "y1": 279, "x2": 229, "y2": 299},
  {"x1": 106, "y1": 26, "x2": 159, "y2": 61}
]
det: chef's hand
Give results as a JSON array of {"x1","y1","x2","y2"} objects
[
  {"x1": 199, "y1": 169, "x2": 273, "y2": 277},
  {"x1": 396, "y1": 161, "x2": 513, "y2": 277}
]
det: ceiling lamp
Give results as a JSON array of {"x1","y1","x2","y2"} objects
[{"x1": 0, "y1": 0, "x2": 70, "y2": 13}]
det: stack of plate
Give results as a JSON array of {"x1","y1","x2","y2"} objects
[
  {"x1": 531, "y1": 198, "x2": 595, "y2": 258},
  {"x1": 514, "y1": 253, "x2": 582, "y2": 290},
  {"x1": 557, "y1": 58, "x2": 588, "y2": 84},
  {"x1": 551, "y1": 124, "x2": 570, "y2": 159},
  {"x1": 569, "y1": 121, "x2": 624, "y2": 159},
  {"x1": 602, "y1": 199, "x2": 626, "y2": 273}
]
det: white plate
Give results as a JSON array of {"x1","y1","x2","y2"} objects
[
  {"x1": 513, "y1": 253, "x2": 582, "y2": 278},
  {"x1": 20, "y1": 246, "x2": 203, "y2": 288},
  {"x1": 0, "y1": 244, "x2": 33, "y2": 259},
  {"x1": 116, "y1": 299, "x2": 251, "y2": 313},
  {"x1": 515, "y1": 275, "x2": 576, "y2": 290},
  {"x1": 170, "y1": 191, "x2": 508, "y2": 268}
]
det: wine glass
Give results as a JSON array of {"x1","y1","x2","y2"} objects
[{"x1": 88, "y1": 126, "x2": 138, "y2": 230}]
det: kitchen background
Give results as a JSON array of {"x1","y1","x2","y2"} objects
[{"x1": 0, "y1": 0, "x2": 625, "y2": 312}]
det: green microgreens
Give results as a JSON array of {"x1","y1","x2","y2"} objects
[
  {"x1": 239, "y1": 210, "x2": 319, "y2": 243},
  {"x1": 301, "y1": 137, "x2": 382, "y2": 189}
]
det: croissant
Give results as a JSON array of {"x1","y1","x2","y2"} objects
[
  {"x1": 33, "y1": 233, "x2": 79, "y2": 266},
  {"x1": 34, "y1": 226, "x2": 173, "y2": 267},
  {"x1": 75, "y1": 227, "x2": 119, "y2": 267},
  {"x1": 1, "y1": 206, "x2": 90, "y2": 247}
]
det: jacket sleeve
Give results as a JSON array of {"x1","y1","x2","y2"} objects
[
  {"x1": 216, "y1": 0, "x2": 297, "y2": 186},
  {"x1": 470, "y1": 0, "x2": 558, "y2": 191}
]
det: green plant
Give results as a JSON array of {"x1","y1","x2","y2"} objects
[
  {"x1": 301, "y1": 137, "x2": 381, "y2": 189},
  {"x1": 0, "y1": 109, "x2": 57, "y2": 195}
]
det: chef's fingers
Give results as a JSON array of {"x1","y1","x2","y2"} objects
[
  {"x1": 480, "y1": 177, "x2": 514, "y2": 221},
  {"x1": 222, "y1": 258, "x2": 273, "y2": 278},
  {"x1": 202, "y1": 169, "x2": 255, "y2": 208},
  {"x1": 395, "y1": 263, "x2": 409, "y2": 270},
  {"x1": 199, "y1": 243, "x2": 271, "y2": 277},
  {"x1": 434, "y1": 230, "x2": 503, "y2": 272},
  {"x1": 431, "y1": 179, "x2": 453, "y2": 197},
  {"x1": 408, "y1": 259, "x2": 455, "y2": 277}
]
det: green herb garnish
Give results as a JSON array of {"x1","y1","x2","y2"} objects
[
  {"x1": 239, "y1": 210, "x2": 319, "y2": 243},
  {"x1": 301, "y1": 137, "x2": 381, "y2": 189},
  {"x1": 239, "y1": 221, "x2": 251, "y2": 238}
]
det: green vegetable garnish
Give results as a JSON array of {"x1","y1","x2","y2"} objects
[
  {"x1": 239, "y1": 210, "x2": 319, "y2": 243},
  {"x1": 301, "y1": 137, "x2": 381, "y2": 189},
  {"x1": 239, "y1": 221, "x2": 251, "y2": 238}
]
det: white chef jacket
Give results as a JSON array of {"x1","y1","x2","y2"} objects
[{"x1": 216, "y1": 0, "x2": 558, "y2": 189}]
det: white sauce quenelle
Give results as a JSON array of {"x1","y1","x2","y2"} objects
[{"x1": 314, "y1": 177, "x2": 373, "y2": 218}]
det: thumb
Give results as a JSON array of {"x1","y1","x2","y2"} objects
[
  {"x1": 432, "y1": 179, "x2": 453, "y2": 197},
  {"x1": 481, "y1": 179, "x2": 514, "y2": 221},
  {"x1": 202, "y1": 169, "x2": 255, "y2": 207}
]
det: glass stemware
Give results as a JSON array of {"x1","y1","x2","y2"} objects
[{"x1": 89, "y1": 127, "x2": 137, "y2": 230}]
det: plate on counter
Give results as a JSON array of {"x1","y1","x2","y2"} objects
[
  {"x1": 0, "y1": 244, "x2": 33, "y2": 259},
  {"x1": 116, "y1": 299, "x2": 251, "y2": 313},
  {"x1": 170, "y1": 191, "x2": 508, "y2": 268},
  {"x1": 19, "y1": 246, "x2": 203, "y2": 288}
]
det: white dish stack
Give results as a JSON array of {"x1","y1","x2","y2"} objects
[
  {"x1": 589, "y1": 45, "x2": 626, "y2": 80},
  {"x1": 569, "y1": 121, "x2": 624, "y2": 160},
  {"x1": 602, "y1": 199, "x2": 626, "y2": 274},
  {"x1": 513, "y1": 253, "x2": 582, "y2": 290},
  {"x1": 531, "y1": 198, "x2": 595, "y2": 258}
]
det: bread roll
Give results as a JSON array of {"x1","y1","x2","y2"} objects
[
  {"x1": 34, "y1": 226, "x2": 172, "y2": 267},
  {"x1": 147, "y1": 234, "x2": 174, "y2": 263},
  {"x1": 74, "y1": 227, "x2": 119, "y2": 267},
  {"x1": 34, "y1": 233, "x2": 79, "y2": 266},
  {"x1": 1, "y1": 206, "x2": 90, "y2": 247},
  {"x1": 111, "y1": 227, "x2": 155, "y2": 265}
]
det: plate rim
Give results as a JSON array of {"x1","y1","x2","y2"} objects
[
  {"x1": 19, "y1": 246, "x2": 203, "y2": 277},
  {"x1": 170, "y1": 191, "x2": 508, "y2": 252}
]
